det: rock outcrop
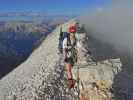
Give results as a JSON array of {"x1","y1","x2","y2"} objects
[{"x1": 0, "y1": 19, "x2": 124, "y2": 100}]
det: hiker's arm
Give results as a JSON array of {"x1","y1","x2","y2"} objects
[
  {"x1": 64, "y1": 48, "x2": 67, "y2": 60},
  {"x1": 63, "y1": 38, "x2": 68, "y2": 61}
]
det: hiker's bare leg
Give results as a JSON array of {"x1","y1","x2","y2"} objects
[
  {"x1": 65, "y1": 63, "x2": 73, "y2": 79},
  {"x1": 65, "y1": 63, "x2": 76, "y2": 89}
]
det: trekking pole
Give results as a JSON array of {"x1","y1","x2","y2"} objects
[
  {"x1": 76, "y1": 22, "x2": 80, "y2": 100},
  {"x1": 76, "y1": 63, "x2": 80, "y2": 100}
]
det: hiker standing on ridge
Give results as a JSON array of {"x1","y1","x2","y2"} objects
[{"x1": 63, "y1": 25, "x2": 77, "y2": 89}]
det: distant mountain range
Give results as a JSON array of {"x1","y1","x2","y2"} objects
[
  {"x1": 0, "y1": 11, "x2": 75, "y2": 17},
  {"x1": 0, "y1": 12, "x2": 74, "y2": 21}
]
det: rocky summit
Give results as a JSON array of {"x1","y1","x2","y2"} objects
[{"x1": 0, "y1": 19, "x2": 132, "y2": 100}]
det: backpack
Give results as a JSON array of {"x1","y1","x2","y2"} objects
[{"x1": 58, "y1": 28, "x2": 69, "y2": 53}]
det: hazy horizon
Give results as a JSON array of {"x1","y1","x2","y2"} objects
[{"x1": 0, "y1": 0, "x2": 111, "y2": 16}]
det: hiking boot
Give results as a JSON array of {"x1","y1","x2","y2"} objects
[{"x1": 68, "y1": 79, "x2": 76, "y2": 89}]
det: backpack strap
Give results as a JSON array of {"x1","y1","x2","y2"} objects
[{"x1": 67, "y1": 35, "x2": 77, "y2": 48}]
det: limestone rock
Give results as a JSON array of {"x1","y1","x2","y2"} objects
[{"x1": 0, "y1": 19, "x2": 125, "y2": 100}]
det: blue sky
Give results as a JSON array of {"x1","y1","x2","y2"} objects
[{"x1": 0, "y1": 0, "x2": 112, "y2": 15}]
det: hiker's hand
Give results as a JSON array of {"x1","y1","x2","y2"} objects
[
  {"x1": 64, "y1": 54, "x2": 67, "y2": 62},
  {"x1": 64, "y1": 57, "x2": 67, "y2": 62},
  {"x1": 63, "y1": 52, "x2": 66, "y2": 62}
]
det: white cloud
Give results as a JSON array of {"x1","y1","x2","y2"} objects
[{"x1": 79, "y1": 0, "x2": 133, "y2": 55}]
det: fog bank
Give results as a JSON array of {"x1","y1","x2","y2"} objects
[{"x1": 79, "y1": 1, "x2": 133, "y2": 55}]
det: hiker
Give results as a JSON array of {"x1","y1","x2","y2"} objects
[{"x1": 63, "y1": 25, "x2": 77, "y2": 89}]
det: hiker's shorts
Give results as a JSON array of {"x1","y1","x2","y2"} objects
[{"x1": 65, "y1": 57, "x2": 74, "y2": 66}]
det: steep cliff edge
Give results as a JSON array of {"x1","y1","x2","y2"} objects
[
  {"x1": 0, "y1": 20, "x2": 124, "y2": 100},
  {"x1": 0, "y1": 22, "x2": 58, "y2": 99}
]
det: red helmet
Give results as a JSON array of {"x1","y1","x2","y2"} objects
[{"x1": 68, "y1": 26, "x2": 76, "y2": 33}]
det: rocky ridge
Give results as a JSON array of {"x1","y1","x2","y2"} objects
[{"x1": 0, "y1": 19, "x2": 123, "y2": 100}]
